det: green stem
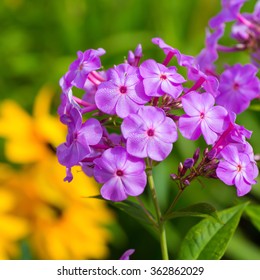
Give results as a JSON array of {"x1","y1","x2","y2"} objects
[{"x1": 146, "y1": 164, "x2": 169, "y2": 260}]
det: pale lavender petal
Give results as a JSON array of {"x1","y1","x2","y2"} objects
[
  {"x1": 143, "y1": 77, "x2": 163, "y2": 96},
  {"x1": 121, "y1": 113, "x2": 146, "y2": 138},
  {"x1": 122, "y1": 173, "x2": 147, "y2": 196},
  {"x1": 139, "y1": 59, "x2": 160, "y2": 77},
  {"x1": 79, "y1": 118, "x2": 102, "y2": 145},
  {"x1": 93, "y1": 162, "x2": 113, "y2": 183},
  {"x1": 116, "y1": 95, "x2": 140, "y2": 118},
  {"x1": 156, "y1": 118, "x2": 178, "y2": 143},
  {"x1": 201, "y1": 120, "x2": 218, "y2": 145},
  {"x1": 101, "y1": 177, "x2": 128, "y2": 201},
  {"x1": 138, "y1": 106, "x2": 165, "y2": 127},
  {"x1": 216, "y1": 161, "x2": 236, "y2": 185},
  {"x1": 147, "y1": 138, "x2": 173, "y2": 161},
  {"x1": 178, "y1": 115, "x2": 202, "y2": 140},
  {"x1": 95, "y1": 83, "x2": 119, "y2": 114},
  {"x1": 126, "y1": 134, "x2": 148, "y2": 158},
  {"x1": 123, "y1": 156, "x2": 146, "y2": 175},
  {"x1": 181, "y1": 92, "x2": 202, "y2": 116},
  {"x1": 205, "y1": 106, "x2": 228, "y2": 133},
  {"x1": 234, "y1": 173, "x2": 252, "y2": 196}
]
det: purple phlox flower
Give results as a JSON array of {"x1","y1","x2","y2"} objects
[
  {"x1": 196, "y1": 25, "x2": 225, "y2": 75},
  {"x1": 119, "y1": 249, "x2": 135, "y2": 260},
  {"x1": 57, "y1": 108, "x2": 103, "y2": 169},
  {"x1": 62, "y1": 48, "x2": 105, "y2": 90},
  {"x1": 93, "y1": 147, "x2": 147, "y2": 201},
  {"x1": 178, "y1": 91, "x2": 228, "y2": 145},
  {"x1": 121, "y1": 106, "x2": 178, "y2": 161},
  {"x1": 95, "y1": 63, "x2": 150, "y2": 118},
  {"x1": 209, "y1": 0, "x2": 247, "y2": 28},
  {"x1": 139, "y1": 59, "x2": 185, "y2": 99},
  {"x1": 216, "y1": 63, "x2": 260, "y2": 114},
  {"x1": 216, "y1": 144, "x2": 258, "y2": 196}
]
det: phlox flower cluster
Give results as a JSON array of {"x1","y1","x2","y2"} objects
[{"x1": 57, "y1": 27, "x2": 259, "y2": 200}]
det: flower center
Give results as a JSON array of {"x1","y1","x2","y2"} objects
[
  {"x1": 147, "y1": 128, "x2": 155, "y2": 137},
  {"x1": 160, "y1": 73, "x2": 167, "y2": 80},
  {"x1": 200, "y1": 112, "x2": 205, "y2": 119},
  {"x1": 119, "y1": 86, "x2": 127, "y2": 94},
  {"x1": 237, "y1": 164, "x2": 242, "y2": 172},
  {"x1": 116, "y1": 169, "x2": 124, "y2": 177},
  {"x1": 233, "y1": 82, "x2": 240, "y2": 90}
]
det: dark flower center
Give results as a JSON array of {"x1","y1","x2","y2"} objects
[
  {"x1": 160, "y1": 74, "x2": 167, "y2": 80},
  {"x1": 119, "y1": 86, "x2": 127, "y2": 94},
  {"x1": 116, "y1": 169, "x2": 124, "y2": 176},
  {"x1": 237, "y1": 164, "x2": 242, "y2": 172},
  {"x1": 147, "y1": 128, "x2": 155, "y2": 137},
  {"x1": 233, "y1": 82, "x2": 240, "y2": 90},
  {"x1": 200, "y1": 112, "x2": 205, "y2": 119}
]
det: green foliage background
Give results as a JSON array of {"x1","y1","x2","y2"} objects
[{"x1": 0, "y1": 0, "x2": 259, "y2": 259}]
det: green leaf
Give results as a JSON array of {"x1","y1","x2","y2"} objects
[
  {"x1": 112, "y1": 200, "x2": 157, "y2": 229},
  {"x1": 245, "y1": 204, "x2": 260, "y2": 231},
  {"x1": 164, "y1": 202, "x2": 220, "y2": 222},
  {"x1": 88, "y1": 195, "x2": 158, "y2": 231},
  {"x1": 177, "y1": 202, "x2": 248, "y2": 260}
]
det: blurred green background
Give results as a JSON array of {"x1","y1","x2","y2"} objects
[{"x1": 0, "y1": 0, "x2": 259, "y2": 260}]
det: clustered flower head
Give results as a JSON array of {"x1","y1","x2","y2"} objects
[{"x1": 57, "y1": 26, "x2": 259, "y2": 200}]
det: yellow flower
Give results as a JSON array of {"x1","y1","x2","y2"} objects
[
  {"x1": 0, "y1": 165, "x2": 29, "y2": 259},
  {"x1": 0, "y1": 87, "x2": 115, "y2": 259}
]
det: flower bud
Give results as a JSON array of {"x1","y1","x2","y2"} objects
[
  {"x1": 193, "y1": 147, "x2": 200, "y2": 164},
  {"x1": 183, "y1": 158, "x2": 194, "y2": 169}
]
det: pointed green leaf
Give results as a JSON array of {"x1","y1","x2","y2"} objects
[
  {"x1": 87, "y1": 195, "x2": 158, "y2": 231},
  {"x1": 164, "y1": 202, "x2": 220, "y2": 222},
  {"x1": 245, "y1": 204, "x2": 260, "y2": 231},
  {"x1": 177, "y1": 202, "x2": 248, "y2": 260},
  {"x1": 112, "y1": 200, "x2": 157, "y2": 229}
]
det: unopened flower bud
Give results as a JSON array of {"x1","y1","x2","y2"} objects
[
  {"x1": 170, "y1": 173, "x2": 178, "y2": 180},
  {"x1": 183, "y1": 158, "x2": 194, "y2": 169},
  {"x1": 127, "y1": 51, "x2": 135, "y2": 65},
  {"x1": 183, "y1": 179, "x2": 190, "y2": 186},
  {"x1": 134, "y1": 44, "x2": 142, "y2": 58},
  {"x1": 193, "y1": 147, "x2": 200, "y2": 164}
]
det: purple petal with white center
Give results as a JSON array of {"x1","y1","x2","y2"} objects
[
  {"x1": 178, "y1": 115, "x2": 202, "y2": 140},
  {"x1": 205, "y1": 106, "x2": 228, "y2": 133},
  {"x1": 78, "y1": 118, "x2": 103, "y2": 146},
  {"x1": 126, "y1": 134, "x2": 148, "y2": 159},
  {"x1": 95, "y1": 82, "x2": 119, "y2": 115},
  {"x1": 156, "y1": 117, "x2": 178, "y2": 143},
  {"x1": 123, "y1": 156, "x2": 146, "y2": 175},
  {"x1": 93, "y1": 162, "x2": 114, "y2": 183},
  {"x1": 121, "y1": 113, "x2": 145, "y2": 138},
  {"x1": 181, "y1": 92, "x2": 203, "y2": 116},
  {"x1": 234, "y1": 173, "x2": 252, "y2": 196},
  {"x1": 115, "y1": 95, "x2": 140, "y2": 118},
  {"x1": 101, "y1": 176, "x2": 128, "y2": 201},
  {"x1": 216, "y1": 161, "x2": 237, "y2": 185},
  {"x1": 147, "y1": 138, "x2": 173, "y2": 161},
  {"x1": 138, "y1": 106, "x2": 165, "y2": 127},
  {"x1": 139, "y1": 59, "x2": 160, "y2": 78},
  {"x1": 143, "y1": 78, "x2": 163, "y2": 96},
  {"x1": 122, "y1": 173, "x2": 147, "y2": 196},
  {"x1": 201, "y1": 119, "x2": 219, "y2": 145}
]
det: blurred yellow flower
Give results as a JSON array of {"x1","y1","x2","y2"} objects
[
  {"x1": 0, "y1": 164, "x2": 29, "y2": 260},
  {"x1": 0, "y1": 86, "x2": 114, "y2": 259}
]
